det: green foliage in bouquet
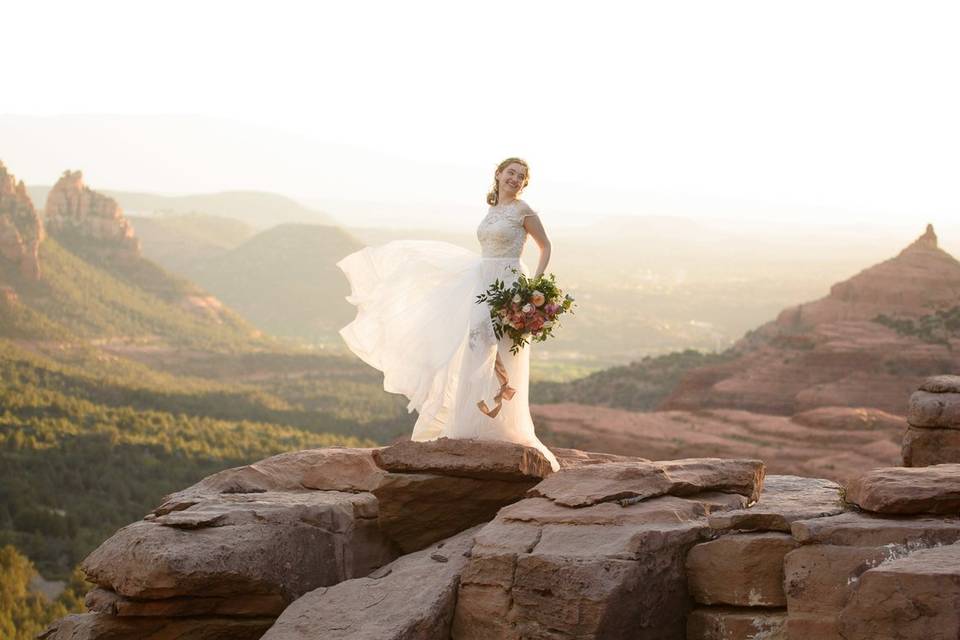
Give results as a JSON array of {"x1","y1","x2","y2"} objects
[{"x1": 475, "y1": 268, "x2": 575, "y2": 355}]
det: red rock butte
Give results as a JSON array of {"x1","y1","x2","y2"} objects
[
  {"x1": 0, "y1": 160, "x2": 44, "y2": 279},
  {"x1": 44, "y1": 169, "x2": 141, "y2": 257},
  {"x1": 659, "y1": 224, "x2": 960, "y2": 416}
]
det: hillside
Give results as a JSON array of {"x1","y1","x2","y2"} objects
[
  {"x1": 181, "y1": 223, "x2": 364, "y2": 343},
  {"x1": 128, "y1": 213, "x2": 254, "y2": 272}
]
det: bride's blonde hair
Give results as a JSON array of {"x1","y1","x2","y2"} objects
[{"x1": 486, "y1": 157, "x2": 530, "y2": 205}]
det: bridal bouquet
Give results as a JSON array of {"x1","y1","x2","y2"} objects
[{"x1": 475, "y1": 269, "x2": 575, "y2": 355}]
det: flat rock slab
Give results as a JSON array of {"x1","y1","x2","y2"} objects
[
  {"x1": 838, "y1": 543, "x2": 960, "y2": 640},
  {"x1": 84, "y1": 587, "x2": 286, "y2": 617},
  {"x1": 372, "y1": 438, "x2": 554, "y2": 481},
  {"x1": 908, "y1": 390, "x2": 960, "y2": 429},
  {"x1": 919, "y1": 375, "x2": 960, "y2": 394},
  {"x1": 686, "y1": 532, "x2": 798, "y2": 606},
  {"x1": 902, "y1": 425, "x2": 960, "y2": 466},
  {"x1": 708, "y1": 474, "x2": 845, "y2": 532},
  {"x1": 261, "y1": 527, "x2": 477, "y2": 640},
  {"x1": 845, "y1": 464, "x2": 960, "y2": 514},
  {"x1": 154, "y1": 448, "x2": 384, "y2": 515},
  {"x1": 82, "y1": 491, "x2": 395, "y2": 601},
  {"x1": 452, "y1": 491, "x2": 748, "y2": 640},
  {"x1": 528, "y1": 458, "x2": 764, "y2": 508},
  {"x1": 372, "y1": 472, "x2": 535, "y2": 553},
  {"x1": 687, "y1": 606, "x2": 787, "y2": 640},
  {"x1": 39, "y1": 612, "x2": 273, "y2": 640},
  {"x1": 551, "y1": 447, "x2": 650, "y2": 468},
  {"x1": 791, "y1": 511, "x2": 960, "y2": 546}
]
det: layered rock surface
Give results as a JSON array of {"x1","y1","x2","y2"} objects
[
  {"x1": 43, "y1": 439, "x2": 960, "y2": 640},
  {"x1": 785, "y1": 464, "x2": 960, "y2": 639},
  {"x1": 686, "y1": 474, "x2": 841, "y2": 640},
  {"x1": 452, "y1": 458, "x2": 765, "y2": 639}
]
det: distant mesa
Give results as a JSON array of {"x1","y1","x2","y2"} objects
[
  {"x1": 0, "y1": 160, "x2": 44, "y2": 279},
  {"x1": 44, "y1": 169, "x2": 141, "y2": 259}
]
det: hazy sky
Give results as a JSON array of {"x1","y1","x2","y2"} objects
[{"x1": 3, "y1": 1, "x2": 959, "y2": 228}]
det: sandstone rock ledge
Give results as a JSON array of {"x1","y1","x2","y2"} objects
[
  {"x1": 43, "y1": 441, "x2": 773, "y2": 640},
  {"x1": 46, "y1": 439, "x2": 960, "y2": 640}
]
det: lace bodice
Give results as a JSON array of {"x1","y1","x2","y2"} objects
[{"x1": 476, "y1": 200, "x2": 535, "y2": 258}]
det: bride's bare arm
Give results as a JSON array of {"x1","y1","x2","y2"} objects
[{"x1": 521, "y1": 205, "x2": 551, "y2": 278}]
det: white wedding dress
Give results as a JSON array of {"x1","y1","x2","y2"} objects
[{"x1": 336, "y1": 199, "x2": 560, "y2": 471}]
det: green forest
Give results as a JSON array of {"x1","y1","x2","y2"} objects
[
  {"x1": 0, "y1": 544, "x2": 90, "y2": 640},
  {"x1": 0, "y1": 210, "x2": 423, "y2": 634}
]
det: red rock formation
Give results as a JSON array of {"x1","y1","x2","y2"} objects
[
  {"x1": 903, "y1": 374, "x2": 960, "y2": 465},
  {"x1": 0, "y1": 161, "x2": 44, "y2": 279},
  {"x1": 659, "y1": 225, "x2": 960, "y2": 415},
  {"x1": 44, "y1": 170, "x2": 140, "y2": 258},
  {"x1": 41, "y1": 441, "x2": 960, "y2": 639}
]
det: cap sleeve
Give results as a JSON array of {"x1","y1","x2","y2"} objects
[{"x1": 517, "y1": 201, "x2": 539, "y2": 222}]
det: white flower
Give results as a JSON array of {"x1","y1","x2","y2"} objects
[
  {"x1": 521, "y1": 303, "x2": 534, "y2": 314},
  {"x1": 512, "y1": 294, "x2": 521, "y2": 304},
  {"x1": 543, "y1": 320, "x2": 554, "y2": 328}
]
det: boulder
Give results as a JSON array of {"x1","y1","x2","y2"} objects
[
  {"x1": 373, "y1": 438, "x2": 554, "y2": 480},
  {"x1": 686, "y1": 533, "x2": 798, "y2": 606},
  {"x1": 845, "y1": 464, "x2": 960, "y2": 514},
  {"x1": 261, "y1": 527, "x2": 478, "y2": 640},
  {"x1": 707, "y1": 475, "x2": 845, "y2": 532},
  {"x1": 838, "y1": 543, "x2": 960, "y2": 639},
  {"x1": 902, "y1": 425, "x2": 960, "y2": 466},
  {"x1": 528, "y1": 458, "x2": 764, "y2": 508},
  {"x1": 686, "y1": 606, "x2": 787, "y2": 640},
  {"x1": 908, "y1": 389, "x2": 960, "y2": 428},
  {"x1": 82, "y1": 491, "x2": 395, "y2": 601},
  {"x1": 919, "y1": 375, "x2": 960, "y2": 394}
]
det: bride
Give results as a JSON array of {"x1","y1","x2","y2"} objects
[{"x1": 336, "y1": 157, "x2": 560, "y2": 471}]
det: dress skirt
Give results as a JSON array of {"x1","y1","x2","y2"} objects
[{"x1": 336, "y1": 239, "x2": 559, "y2": 470}]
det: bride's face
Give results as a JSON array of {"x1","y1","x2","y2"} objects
[{"x1": 497, "y1": 163, "x2": 528, "y2": 199}]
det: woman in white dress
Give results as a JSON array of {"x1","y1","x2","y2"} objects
[{"x1": 336, "y1": 157, "x2": 560, "y2": 471}]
